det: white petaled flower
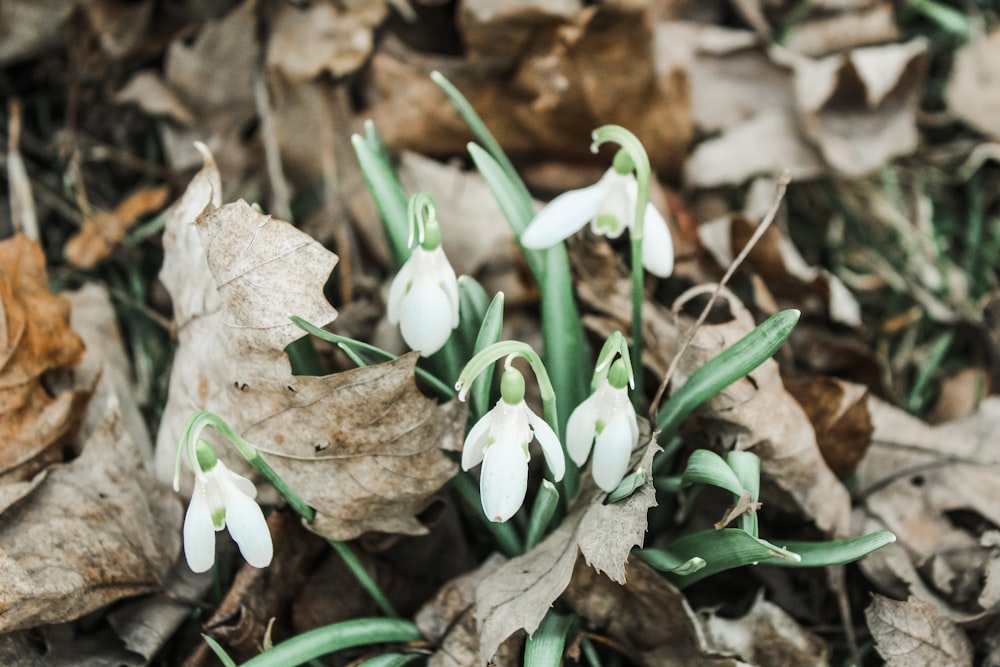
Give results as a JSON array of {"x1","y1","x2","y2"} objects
[
  {"x1": 520, "y1": 168, "x2": 674, "y2": 278},
  {"x1": 387, "y1": 243, "x2": 459, "y2": 357},
  {"x1": 567, "y1": 359, "x2": 639, "y2": 493},
  {"x1": 461, "y1": 369, "x2": 565, "y2": 522},
  {"x1": 183, "y1": 442, "x2": 273, "y2": 573}
]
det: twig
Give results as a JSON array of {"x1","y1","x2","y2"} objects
[{"x1": 648, "y1": 171, "x2": 790, "y2": 422}]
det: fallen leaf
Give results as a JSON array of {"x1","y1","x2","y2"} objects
[
  {"x1": 783, "y1": 3, "x2": 900, "y2": 57},
  {"x1": 866, "y1": 595, "x2": 973, "y2": 667},
  {"x1": 0, "y1": 234, "x2": 89, "y2": 483},
  {"x1": 0, "y1": 0, "x2": 73, "y2": 65},
  {"x1": 698, "y1": 593, "x2": 828, "y2": 666},
  {"x1": 78, "y1": 0, "x2": 155, "y2": 60},
  {"x1": 946, "y1": 29, "x2": 1000, "y2": 141},
  {"x1": 563, "y1": 557, "x2": 741, "y2": 667},
  {"x1": 856, "y1": 397, "x2": 1000, "y2": 613},
  {"x1": 156, "y1": 157, "x2": 461, "y2": 540},
  {"x1": 65, "y1": 185, "x2": 170, "y2": 269},
  {"x1": 0, "y1": 626, "x2": 143, "y2": 667},
  {"x1": 0, "y1": 403, "x2": 182, "y2": 632},
  {"x1": 115, "y1": 70, "x2": 198, "y2": 125},
  {"x1": 369, "y1": 2, "x2": 691, "y2": 176},
  {"x1": 266, "y1": 0, "x2": 388, "y2": 82},
  {"x1": 929, "y1": 367, "x2": 990, "y2": 424},
  {"x1": 784, "y1": 376, "x2": 872, "y2": 480},
  {"x1": 475, "y1": 424, "x2": 658, "y2": 663}
]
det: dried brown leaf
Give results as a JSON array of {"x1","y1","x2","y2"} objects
[
  {"x1": 65, "y1": 185, "x2": 170, "y2": 269},
  {"x1": 475, "y1": 425, "x2": 658, "y2": 663},
  {"x1": 866, "y1": 595, "x2": 973, "y2": 667},
  {"x1": 0, "y1": 404, "x2": 182, "y2": 632},
  {"x1": 785, "y1": 376, "x2": 872, "y2": 480},
  {"x1": 563, "y1": 557, "x2": 740, "y2": 667},
  {"x1": 783, "y1": 3, "x2": 899, "y2": 57},
  {"x1": 0, "y1": 234, "x2": 89, "y2": 483},
  {"x1": 946, "y1": 29, "x2": 1000, "y2": 140}
]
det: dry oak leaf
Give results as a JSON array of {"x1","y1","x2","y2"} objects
[
  {"x1": 0, "y1": 234, "x2": 89, "y2": 484},
  {"x1": 0, "y1": 403, "x2": 182, "y2": 633},
  {"x1": 946, "y1": 29, "x2": 1000, "y2": 140},
  {"x1": 866, "y1": 595, "x2": 973, "y2": 667},
  {"x1": 476, "y1": 424, "x2": 658, "y2": 663},
  {"x1": 155, "y1": 172, "x2": 460, "y2": 539}
]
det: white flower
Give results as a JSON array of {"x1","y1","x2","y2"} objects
[
  {"x1": 183, "y1": 455, "x2": 273, "y2": 573},
  {"x1": 567, "y1": 373, "x2": 639, "y2": 493},
  {"x1": 520, "y1": 168, "x2": 674, "y2": 277},
  {"x1": 387, "y1": 245, "x2": 459, "y2": 356},
  {"x1": 462, "y1": 398, "x2": 566, "y2": 522}
]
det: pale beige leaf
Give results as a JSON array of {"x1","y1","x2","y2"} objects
[
  {"x1": 0, "y1": 405, "x2": 182, "y2": 632},
  {"x1": 866, "y1": 595, "x2": 973, "y2": 667},
  {"x1": 476, "y1": 424, "x2": 658, "y2": 663},
  {"x1": 700, "y1": 594, "x2": 827, "y2": 666},
  {"x1": 946, "y1": 29, "x2": 1000, "y2": 140}
]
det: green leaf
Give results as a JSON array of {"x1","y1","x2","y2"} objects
[
  {"x1": 524, "y1": 611, "x2": 573, "y2": 666},
  {"x1": 638, "y1": 529, "x2": 800, "y2": 588},
  {"x1": 769, "y1": 531, "x2": 897, "y2": 569},
  {"x1": 657, "y1": 310, "x2": 800, "y2": 440},
  {"x1": 726, "y1": 450, "x2": 760, "y2": 537},
  {"x1": 356, "y1": 653, "x2": 422, "y2": 667},
  {"x1": 203, "y1": 635, "x2": 238, "y2": 667},
  {"x1": 241, "y1": 619, "x2": 422, "y2": 667},
  {"x1": 470, "y1": 291, "x2": 505, "y2": 420},
  {"x1": 680, "y1": 450, "x2": 744, "y2": 497},
  {"x1": 351, "y1": 130, "x2": 409, "y2": 267},
  {"x1": 525, "y1": 479, "x2": 560, "y2": 551}
]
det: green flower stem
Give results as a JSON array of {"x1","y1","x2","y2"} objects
[
  {"x1": 291, "y1": 316, "x2": 454, "y2": 399},
  {"x1": 591, "y1": 331, "x2": 633, "y2": 392},
  {"x1": 452, "y1": 471, "x2": 523, "y2": 556},
  {"x1": 591, "y1": 126, "x2": 652, "y2": 408},
  {"x1": 177, "y1": 411, "x2": 399, "y2": 618},
  {"x1": 456, "y1": 341, "x2": 559, "y2": 439},
  {"x1": 241, "y1": 618, "x2": 422, "y2": 667},
  {"x1": 407, "y1": 192, "x2": 437, "y2": 247}
]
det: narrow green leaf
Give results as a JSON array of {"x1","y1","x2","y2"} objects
[
  {"x1": 470, "y1": 291, "x2": 505, "y2": 420},
  {"x1": 203, "y1": 635, "x2": 238, "y2": 667},
  {"x1": 639, "y1": 529, "x2": 800, "y2": 588},
  {"x1": 680, "y1": 450, "x2": 744, "y2": 497},
  {"x1": 241, "y1": 619, "x2": 422, "y2": 667},
  {"x1": 657, "y1": 310, "x2": 800, "y2": 440},
  {"x1": 632, "y1": 549, "x2": 706, "y2": 575},
  {"x1": 726, "y1": 450, "x2": 760, "y2": 537},
  {"x1": 351, "y1": 133, "x2": 409, "y2": 267},
  {"x1": 356, "y1": 652, "x2": 422, "y2": 667},
  {"x1": 768, "y1": 531, "x2": 897, "y2": 569},
  {"x1": 524, "y1": 611, "x2": 573, "y2": 666},
  {"x1": 525, "y1": 480, "x2": 560, "y2": 551}
]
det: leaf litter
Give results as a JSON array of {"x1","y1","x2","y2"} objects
[{"x1": 4, "y1": 0, "x2": 1000, "y2": 663}]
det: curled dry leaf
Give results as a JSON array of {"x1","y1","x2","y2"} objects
[
  {"x1": 156, "y1": 153, "x2": 461, "y2": 540},
  {"x1": 0, "y1": 234, "x2": 89, "y2": 483},
  {"x1": 855, "y1": 397, "x2": 1000, "y2": 614},
  {"x1": 573, "y1": 238, "x2": 851, "y2": 537},
  {"x1": 475, "y1": 423, "x2": 658, "y2": 663},
  {"x1": 866, "y1": 595, "x2": 973, "y2": 667},
  {"x1": 65, "y1": 185, "x2": 170, "y2": 269},
  {"x1": 784, "y1": 376, "x2": 872, "y2": 480},
  {"x1": 0, "y1": 404, "x2": 182, "y2": 633}
]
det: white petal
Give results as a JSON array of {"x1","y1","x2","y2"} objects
[
  {"x1": 640, "y1": 203, "x2": 675, "y2": 278},
  {"x1": 432, "y1": 249, "x2": 461, "y2": 328},
  {"x1": 480, "y1": 439, "x2": 529, "y2": 522},
  {"x1": 526, "y1": 407, "x2": 565, "y2": 482},
  {"x1": 462, "y1": 411, "x2": 492, "y2": 470},
  {"x1": 591, "y1": 410, "x2": 636, "y2": 493},
  {"x1": 566, "y1": 395, "x2": 599, "y2": 467},
  {"x1": 183, "y1": 483, "x2": 217, "y2": 573},
  {"x1": 520, "y1": 182, "x2": 605, "y2": 248},
  {"x1": 386, "y1": 256, "x2": 416, "y2": 325},
  {"x1": 226, "y1": 468, "x2": 258, "y2": 499},
  {"x1": 594, "y1": 172, "x2": 635, "y2": 239},
  {"x1": 223, "y1": 482, "x2": 273, "y2": 568},
  {"x1": 399, "y1": 280, "x2": 454, "y2": 356}
]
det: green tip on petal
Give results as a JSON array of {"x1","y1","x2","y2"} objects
[
  {"x1": 195, "y1": 439, "x2": 218, "y2": 473},
  {"x1": 608, "y1": 358, "x2": 630, "y2": 390},
  {"x1": 500, "y1": 367, "x2": 526, "y2": 405}
]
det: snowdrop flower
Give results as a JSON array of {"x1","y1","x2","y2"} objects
[
  {"x1": 567, "y1": 358, "x2": 639, "y2": 493},
  {"x1": 182, "y1": 439, "x2": 273, "y2": 573},
  {"x1": 387, "y1": 196, "x2": 459, "y2": 356},
  {"x1": 461, "y1": 366, "x2": 565, "y2": 522},
  {"x1": 520, "y1": 162, "x2": 674, "y2": 278}
]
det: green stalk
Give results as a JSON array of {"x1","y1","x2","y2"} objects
[{"x1": 240, "y1": 619, "x2": 422, "y2": 667}]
